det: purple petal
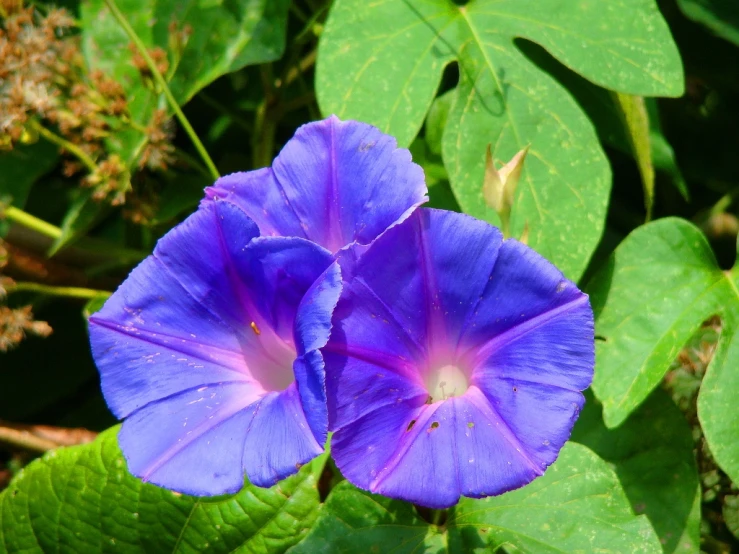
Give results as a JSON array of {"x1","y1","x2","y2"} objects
[
  {"x1": 242, "y1": 384, "x2": 324, "y2": 487},
  {"x1": 236, "y1": 236, "x2": 335, "y2": 344},
  {"x1": 89, "y1": 201, "x2": 261, "y2": 418},
  {"x1": 292, "y1": 262, "x2": 343, "y2": 443},
  {"x1": 324, "y1": 351, "x2": 427, "y2": 429},
  {"x1": 334, "y1": 209, "x2": 503, "y2": 366},
  {"x1": 470, "y1": 295, "x2": 595, "y2": 395},
  {"x1": 119, "y1": 382, "x2": 261, "y2": 496},
  {"x1": 325, "y1": 208, "x2": 594, "y2": 505},
  {"x1": 330, "y1": 388, "x2": 548, "y2": 508},
  {"x1": 330, "y1": 398, "x2": 439, "y2": 501},
  {"x1": 473, "y1": 378, "x2": 585, "y2": 474},
  {"x1": 204, "y1": 116, "x2": 428, "y2": 253},
  {"x1": 293, "y1": 261, "x2": 342, "y2": 356},
  {"x1": 457, "y1": 239, "x2": 591, "y2": 362},
  {"x1": 451, "y1": 388, "x2": 545, "y2": 499},
  {"x1": 91, "y1": 201, "x2": 341, "y2": 494}
]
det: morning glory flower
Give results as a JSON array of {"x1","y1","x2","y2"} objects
[
  {"x1": 89, "y1": 200, "x2": 341, "y2": 495},
  {"x1": 203, "y1": 115, "x2": 427, "y2": 254},
  {"x1": 324, "y1": 209, "x2": 594, "y2": 508}
]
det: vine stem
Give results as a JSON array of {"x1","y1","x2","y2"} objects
[
  {"x1": 252, "y1": 63, "x2": 277, "y2": 168},
  {"x1": 103, "y1": 0, "x2": 220, "y2": 182},
  {"x1": 0, "y1": 420, "x2": 98, "y2": 453},
  {"x1": 8, "y1": 282, "x2": 112, "y2": 300},
  {"x1": 2, "y1": 207, "x2": 146, "y2": 263},
  {"x1": 0, "y1": 426, "x2": 59, "y2": 453},
  {"x1": 29, "y1": 119, "x2": 98, "y2": 173},
  {"x1": 283, "y1": 49, "x2": 317, "y2": 87},
  {"x1": 3, "y1": 206, "x2": 61, "y2": 240}
]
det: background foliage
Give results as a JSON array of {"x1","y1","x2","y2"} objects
[{"x1": 1, "y1": 0, "x2": 738, "y2": 551}]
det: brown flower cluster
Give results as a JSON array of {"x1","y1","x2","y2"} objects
[
  {"x1": 0, "y1": 304, "x2": 52, "y2": 352},
  {"x1": 0, "y1": 240, "x2": 52, "y2": 352},
  {"x1": 0, "y1": 3, "x2": 130, "y2": 203},
  {"x1": 0, "y1": 239, "x2": 12, "y2": 298},
  {"x1": 139, "y1": 108, "x2": 175, "y2": 171},
  {"x1": 130, "y1": 45, "x2": 169, "y2": 79}
]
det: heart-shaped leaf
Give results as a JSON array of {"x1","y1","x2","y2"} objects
[{"x1": 587, "y1": 217, "x2": 739, "y2": 486}]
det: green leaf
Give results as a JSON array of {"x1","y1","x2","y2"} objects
[
  {"x1": 0, "y1": 427, "x2": 326, "y2": 553},
  {"x1": 450, "y1": 443, "x2": 661, "y2": 553},
  {"x1": 516, "y1": 43, "x2": 688, "y2": 202},
  {"x1": 677, "y1": 0, "x2": 739, "y2": 46},
  {"x1": 425, "y1": 90, "x2": 454, "y2": 157},
  {"x1": 48, "y1": 189, "x2": 108, "y2": 256},
  {"x1": 572, "y1": 389, "x2": 701, "y2": 554},
  {"x1": 149, "y1": 173, "x2": 211, "y2": 225},
  {"x1": 409, "y1": 138, "x2": 460, "y2": 212},
  {"x1": 645, "y1": 98, "x2": 688, "y2": 201},
  {"x1": 80, "y1": 0, "x2": 289, "y2": 165},
  {"x1": 696, "y1": 310, "x2": 739, "y2": 491},
  {"x1": 611, "y1": 93, "x2": 654, "y2": 219},
  {"x1": 0, "y1": 139, "x2": 59, "y2": 209},
  {"x1": 587, "y1": 217, "x2": 739, "y2": 485},
  {"x1": 316, "y1": 0, "x2": 683, "y2": 279},
  {"x1": 288, "y1": 481, "x2": 446, "y2": 554},
  {"x1": 724, "y1": 494, "x2": 739, "y2": 541},
  {"x1": 293, "y1": 444, "x2": 659, "y2": 553}
]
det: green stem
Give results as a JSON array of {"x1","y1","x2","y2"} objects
[
  {"x1": 708, "y1": 190, "x2": 739, "y2": 217},
  {"x1": 252, "y1": 103, "x2": 277, "y2": 169},
  {"x1": 3, "y1": 207, "x2": 147, "y2": 264},
  {"x1": 103, "y1": 0, "x2": 220, "y2": 182},
  {"x1": 8, "y1": 282, "x2": 111, "y2": 300},
  {"x1": 252, "y1": 64, "x2": 278, "y2": 168},
  {"x1": 430, "y1": 509, "x2": 447, "y2": 527},
  {"x1": 3, "y1": 206, "x2": 61, "y2": 240},
  {"x1": 499, "y1": 211, "x2": 511, "y2": 240},
  {"x1": 283, "y1": 49, "x2": 317, "y2": 87},
  {"x1": 29, "y1": 120, "x2": 98, "y2": 173},
  {"x1": 289, "y1": 2, "x2": 309, "y2": 22}
]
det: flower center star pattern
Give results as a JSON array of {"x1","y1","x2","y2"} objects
[{"x1": 324, "y1": 209, "x2": 595, "y2": 508}]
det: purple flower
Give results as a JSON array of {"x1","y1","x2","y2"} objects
[
  {"x1": 203, "y1": 115, "x2": 427, "y2": 254},
  {"x1": 89, "y1": 200, "x2": 342, "y2": 495},
  {"x1": 87, "y1": 117, "x2": 428, "y2": 496},
  {"x1": 324, "y1": 209, "x2": 594, "y2": 508}
]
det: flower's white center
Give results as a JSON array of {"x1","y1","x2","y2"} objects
[
  {"x1": 425, "y1": 364, "x2": 469, "y2": 403},
  {"x1": 244, "y1": 321, "x2": 297, "y2": 392}
]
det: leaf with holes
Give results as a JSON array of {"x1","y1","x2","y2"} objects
[
  {"x1": 316, "y1": 0, "x2": 683, "y2": 280},
  {"x1": 291, "y1": 444, "x2": 660, "y2": 553},
  {"x1": 587, "y1": 217, "x2": 739, "y2": 486},
  {"x1": 0, "y1": 427, "x2": 326, "y2": 553}
]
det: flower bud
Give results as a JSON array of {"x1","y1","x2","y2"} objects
[{"x1": 482, "y1": 145, "x2": 529, "y2": 237}]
